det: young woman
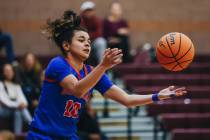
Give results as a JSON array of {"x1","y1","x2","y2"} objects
[
  {"x1": 17, "y1": 52, "x2": 42, "y2": 115},
  {"x1": 0, "y1": 64, "x2": 32, "y2": 134},
  {"x1": 103, "y1": 1, "x2": 131, "y2": 63},
  {"x1": 27, "y1": 10, "x2": 186, "y2": 140}
]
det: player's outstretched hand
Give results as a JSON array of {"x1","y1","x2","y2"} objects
[
  {"x1": 100, "y1": 48, "x2": 123, "y2": 69},
  {"x1": 158, "y1": 86, "x2": 187, "y2": 100}
]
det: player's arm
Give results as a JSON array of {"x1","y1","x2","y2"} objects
[
  {"x1": 104, "y1": 85, "x2": 187, "y2": 107},
  {"x1": 60, "y1": 48, "x2": 122, "y2": 98}
]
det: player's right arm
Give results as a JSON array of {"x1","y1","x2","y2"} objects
[
  {"x1": 104, "y1": 85, "x2": 187, "y2": 107},
  {"x1": 60, "y1": 48, "x2": 122, "y2": 98}
]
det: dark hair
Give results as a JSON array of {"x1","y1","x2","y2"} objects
[
  {"x1": 2, "y1": 63, "x2": 18, "y2": 83},
  {"x1": 42, "y1": 10, "x2": 87, "y2": 55},
  {"x1": 21, "y1": 52, "x2": 41, "y2": 71}
]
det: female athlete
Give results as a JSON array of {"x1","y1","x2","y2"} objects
[{"x1": 27, "y1": 10, "x2": 186, "y2": 140}]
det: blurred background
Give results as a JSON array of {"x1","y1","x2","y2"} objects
[{"x1": 0, "y1": 0, "x2": 210, "y2": 140}]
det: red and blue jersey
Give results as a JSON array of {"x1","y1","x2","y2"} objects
[{"x1": 29, "y1": 56, "x2": 113, "y2": 138}]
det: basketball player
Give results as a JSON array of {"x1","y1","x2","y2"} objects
[{"x1": 26, "y1": 10, "x2": 187, "y2": 140}]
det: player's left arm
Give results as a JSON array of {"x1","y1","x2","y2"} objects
[{"x1": 104, "y1": 85, "x2": 187, "y2": 107}]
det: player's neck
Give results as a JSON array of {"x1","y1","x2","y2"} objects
[{"x1": 66, "y1": 55, "x2": 84, "y2": 71}]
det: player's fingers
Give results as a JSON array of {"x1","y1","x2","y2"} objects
[
  {"x1": 111, "y1": 48, "x2": 122, "y2": 55},
  {"x1": 104, "y1": 48, "x2": 110, "y2": 53},
  {"x1": 175, "y1": 91, "x2": 187, "y2": 96},
  {"x1": 174, "y1": 87, "x2": 186, "y2": 93},
  {"x1": 104, "y1": 48, "x2": 111, "y2": 57},
  {"x1": 107, "y1": 48, "x2": 118, "y2": 57},
  {"x1": 110, "y1": 48, "x2": 119, "y2": 52},
  {"x1": 105, "y1": 50, "x2": 114, "y2": 59},
  {"x1": 113, "y1": 57, "x2": 122, "y2": 65},
  {"x1": 168, "y1": 87, "x2": 187, "y2": 98},
  {"x1": 108, "y1": 49, "x2": 122, "y2": 58},
  {"x1": 111, "y1": 52, "x2": 123, "y2": 61}
]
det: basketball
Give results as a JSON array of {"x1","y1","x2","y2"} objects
[{"x1": 156, "y1": 32, "x2": 195, "y2": 71}]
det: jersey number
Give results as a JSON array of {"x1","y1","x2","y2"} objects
[{"x1": 63, "y1": 100, "x2": 81, "y2": 118}]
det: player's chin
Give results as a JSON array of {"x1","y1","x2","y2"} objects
[{"x1": 81, "y1": 53, "x2": 90, "y2": 61}]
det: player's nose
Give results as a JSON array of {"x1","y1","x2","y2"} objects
[{"x1": 84, "y1": 41, "x2": 90, "y2": 48}]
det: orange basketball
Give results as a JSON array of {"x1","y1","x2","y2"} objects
[{"x1": 156, "y1": 32, "x2": 195, "y2": 71}]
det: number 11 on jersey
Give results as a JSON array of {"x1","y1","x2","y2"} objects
[{"x1": 63, "y1": 100, "x2": 81, "y2": 118}]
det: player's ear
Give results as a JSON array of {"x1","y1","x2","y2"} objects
[{"x1": 63, "y1": 41, "x2": 71, "y2": 52}]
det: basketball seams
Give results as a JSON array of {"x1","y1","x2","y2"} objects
[
  {"x1": 157, "y1": 47, "x2": 174, "y2": 58},
  {"x1": 174, "y1": 33, "x2": 182, "y2": 57},
  {"x1": 171, "y1": 59, "x2": 193, "y2": 71},
  {"x1": 156, "y1": 32, "x2": 194, "y2": 71},
  {"x1": 176, "y1": 43, "x2": 193, "y2": 61},
  {"x1": 166, "y1": 35, "x2": 183, "y2": 69},
  {"x1": 160, "y1": 43, "x2": 193, "y2": 65}
]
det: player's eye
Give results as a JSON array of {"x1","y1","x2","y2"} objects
[{"x1": 78, "y1": 39, "x2": 85, "y2": 42}]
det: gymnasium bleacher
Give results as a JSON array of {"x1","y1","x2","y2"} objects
[
  {"x1": 1, "y1": 0, "x2": 210, "y2": 140},
  {"x1": 0, "y1": 52, "x2": 209, "y2": 140},
  {"x1": 92, "y1": 52, "x2": 210, "y2": 140}
]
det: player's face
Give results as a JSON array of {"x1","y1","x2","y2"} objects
[{"x1": 70, "y1": 31, "x2": 91, "y2": 61}]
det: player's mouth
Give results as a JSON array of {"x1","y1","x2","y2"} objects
[{"x1": 83, "y1": 48, "x2": 90, "y2": 54}]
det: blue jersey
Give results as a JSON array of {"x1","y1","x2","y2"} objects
[{"x1": 29, "y1": 56, "x2": 113, "y2": 138}]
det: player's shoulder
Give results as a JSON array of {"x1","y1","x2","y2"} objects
[
  {"x1": 49, "y1": 56, "x2": 65, "y2": 64},
  {"x1": 48, "y1": 56, "x2": 68, "y2": 67},
  {"x1": 46, "y1": 56, "x2": 70, "y2": 72}
]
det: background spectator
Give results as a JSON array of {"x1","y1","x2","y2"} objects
[
  {"x1": 16, "y1": 53, "x2": 42, "y2": 115},
  {"x1": 0, "y1": 64, "x2": 32, "y2": 134},
  {"x1": 103, "y1": 1, "x2": 131, "y2": 63},
  {"x1": 80, "y1": 1, "x2": 107, "y2": 66},
  {"x1": 0, "y1": 28, "x2": 15, "y2": 64}
]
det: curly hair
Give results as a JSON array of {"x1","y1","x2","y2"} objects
[{"x1": 42, "y1": 10, "x2": 87, "y2": 55}]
